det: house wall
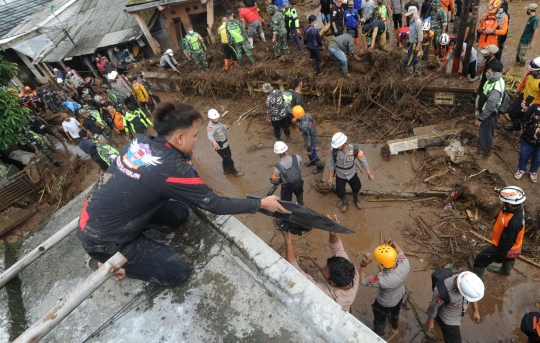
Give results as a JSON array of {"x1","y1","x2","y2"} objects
[{"x1": 160, "y1": 2, "x2": 207, "y2": 49}]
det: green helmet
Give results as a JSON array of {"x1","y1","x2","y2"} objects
[
  {"x1": 102, "y1": 84, "x2": 109, "y2": 89},
  {"x1": 432, "y1": 0, "x2": 441, "y2": 5},
  {"x1": 267, "y1": 4, "x2": 276, "y2": 12}
]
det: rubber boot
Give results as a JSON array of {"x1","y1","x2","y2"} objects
[
  {"x1": 340, "y1": 196, "x2": 348, "y2": 213},
  {"x1": 504, "y1": 124, "x2": 521, "y2": 131},
  {"x1": 53, "y1": 160, "x2": 63, "y2": 167},
  {"x1": 260, "y1": 32, "x2": 266, "y2": 42},
  {"x1": 353, "y1": 192, "x2": 362, "y2": 209},
  {"x1": 305, "y1": 156, "x2": 316, "y2": 167},
  {"x1": 373, "y1": 323, "x2": 386, "y2": 337},
  {"x1": 488, "y1": 261, "x2": 515, "y2": 276},
  {"x1": 224, "y1": 59, "x2": 230, "y2": 71},
  {"x1": 222, "y1": 160, "x2": 231, "y2": 175},
  {"x1": 248, "y1": 37, "x2": 254, "y2": 48},
  {"x1": 472, "y1": 266, "x2": 486, "y2": 278},
  {"x1": 340, "y1": 65, "x2": 351, "y2": 78},
  {"x1": 296, "y1": 194, "x2": 304, "y2": 206},
  {"x1": 414, "y1": 63, "x2": 422, "y2": 76},
  {"x1": 388, "y1": 314, "x2": 399, "y2": 331},
  {"x1": 355, "y1": 37, "x2": 359, "y2": 45},
  {"x1": 403, "y1": 66, "x2": 414, "y2": 81}
]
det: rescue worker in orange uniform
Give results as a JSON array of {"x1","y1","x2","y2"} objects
[
  {"x1": 476, "y1": 0, "x2": 508, "y2": 72},
  {"x1": 505, "y1": 57, "x2": 540, "y2": 131},
  {"x1": 472, "y1": 186, "x2": 526, "y2": 278},
  {"x1": 440, "y1": 0, "x2": 455, "y2": 20}
]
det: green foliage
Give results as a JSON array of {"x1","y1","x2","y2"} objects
[{"x1": 0, "y1": 53, "x2": 31, "y2": 151}]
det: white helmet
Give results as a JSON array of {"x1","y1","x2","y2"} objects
[
  {"x1": 208, "y1": 108, "x2": 220, "y2": 120},
  {"x1": 165, "y1": 49, "x2": 173, "y2": 56},
  {"x1": 422, "y1": 20, "x2": 431, "y2": 31},
  {"x1": 497, "y1": 186, "x2": 526, "y2": 205},
  {"x1": 331, "y1": 132, "x2": 347, "y2": 149},
  {"x1": 56, "y1": 78, "x2": 63, "y2": 84},
  {"x1": 107, "y1": 71, "x2": 118, "y2": 80},
  {"x1": 439, "y1": 33, "x2": 450, "y2": 46},
  {"x1": 273, "y1": 141, "x2": 288, "y2": 154},
  {"x1": 456, "y1": 271, "x2": 485, "y2": 302}
]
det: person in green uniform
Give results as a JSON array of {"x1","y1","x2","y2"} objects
[
  {"x1": 431, "y1": 0, "x2": 448, "y2": 55},
  {"x1": 20, "y1": 128, "x2": 62, "y2": 166},
  {"x1": 186, "y1": 25, "x2": 208, "y2": 69},
  {"x1": 226, "y1": 10, "x2": 255, "y2": 65},
  {"x1": 268, "y1": 5, "x2": 291, "y2": 58}
]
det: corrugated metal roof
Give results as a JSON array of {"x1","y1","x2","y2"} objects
[
  {"x1": 0, "y1": 0, "x2": 52, "y2": 38},
  {"x1": 38, "y1": 0, "x2": 141, "y2": 62}
]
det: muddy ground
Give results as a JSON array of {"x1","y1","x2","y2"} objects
[{"x1": 2, "y1": 0, "x2": 540, "y2": 341}]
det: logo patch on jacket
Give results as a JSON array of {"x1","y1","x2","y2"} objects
[
  {"x1": 123, "y1": 139, "x2": 162, "y2": 169},
  {"x1": 208, "y1": 127, "x2": 213, "y2": 131},
  {"x1": 436, "y1": 295, "x2": 444, "y2": 303},
  {"x1": 368, "y1": 276, "x2": 379, "y2": 284}
]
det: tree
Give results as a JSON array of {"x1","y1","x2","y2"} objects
[{"x1": 0, "y1": 53, "x2": 31, "y2": 151}]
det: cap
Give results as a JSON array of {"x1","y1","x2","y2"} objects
[
  {"x1": 53, "y1": 68, "x2": 59, "y2": 72},
  {"x1": 222, "y1": 16, "x2": 228, "y2": 22},
  {"x1": 262, "y1": 83, "x2": 273, "y2": 93},
  {"x1": 525, "y1": 3, "x2": 538, "y2": 10},
  {"x1": 267, "y1": 4, "x2": 276, "y2": 12},
  {"x1": 226, "y1": 9, "x2": 233, "y2": 15},
  {"x1": 480, "y1": 44, "x2": 499, "y2": 54},
  {"x1": 404, "y1": 6, "x2": 418, "y2": 16},
  {"x1": 373, "y1": 5, "x2": 380, "y2": 10}
]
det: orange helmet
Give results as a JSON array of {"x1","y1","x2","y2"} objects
[
  {"x1": 292, "y1": 105, "x2": 305, "y2": 119},
  {"x1": 24, "y1": 86, "x2": 31, "y2": 91},
  {"x1": 487, "y1": 0, "x2": 501, "y2": 13}
]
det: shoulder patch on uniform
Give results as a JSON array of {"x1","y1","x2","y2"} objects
[
  {"x1": 357, "y1": 150, "x2": 364, "y2": 158},
  {"x1": 368, "y1": 276, "x2": 379, "y2": 284},
  {"x1": 436, "y1": 295, "x2": 444, "y2": 303},
  {"x1": 208, "y1": 127, "x2": 213, "y2": 131},
  {"x1": 398, "y1": 255, "x2": 406, "y2": 260}
]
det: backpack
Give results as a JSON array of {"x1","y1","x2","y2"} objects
[
  {"x1": 430, "y1": 268, "x2": 459, "y2": 304},
  {"x1": 498, "y1": 91, "x2": 511, "y2": 114},
  {"x1": 282, "y1": 91, "x2": 293, "y2": 114}
]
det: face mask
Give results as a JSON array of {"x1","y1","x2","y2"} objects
[{"x1": 189, "y1": 30, "x2": 194, "y2": 34}]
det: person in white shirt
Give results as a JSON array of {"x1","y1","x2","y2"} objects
[{"x1": 61, "y1": 113, "x2": 82, "y2": 143}]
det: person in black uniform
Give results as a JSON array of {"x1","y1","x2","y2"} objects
[{"x1": 77, "y1": 101, "x2": 289, "y2": 285}]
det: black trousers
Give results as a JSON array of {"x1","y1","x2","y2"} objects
[
  {"x1": 372, "y1": 298, "x2": 403, "y2": 326},
  {"x1": 280, "y1": 180, "x2": 304, "y2": 201},
  {"x1": 272, "y1": 118, "x2": 290, "y2": 140},
  {"x1": 308, "y1": 48, "x2": 322, "y2": 74},
  {"x1": 467, "y1": 60, "x2": 477, "y2": 78},
  {"x1": 216, "y1": 145, "x2": 238, "y2": 174},
  {"x1": 81, "y1": 201, "x2": 193, "y2": 286},
  {"x1": 473, "y1": 244, "x2": 514, "y2": 268},
  {"x1": 90, "y1": 153, "x2": 109, "y2": 171},
  {"x1": 393, "y1": 13, "x2": 403, "y2": 29},
  {"x1": 335, "y1": 173, "x2": 361, "y2": 198},
  {"x1": 123, "y1": 94, "x2": 137, "y2": 107},
  {"x1": 437, "y1": 317, "x2": 462, "y2": 343},
  {"x1": 509, "y1": 93, "x2": 525, "y2": 126}
]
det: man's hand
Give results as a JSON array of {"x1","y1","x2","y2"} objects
[
  {"x1": 474, "y1": 119, "x2": 482, "y2": 127},
  {"x1": 367, "y1": 172, "x2": 375, "y2": 181},
  {"x1": 327, "y1": 177, "x2": 333, "y2": 186},
  {"x1": 266, "y1": 114, "x2": 271, "y2": 122},
  {"x1": 261, "y1": 195, "x2": 291, "y2": 213},
  {"x1": 212, "y1": 140, "x2": 220, "y2": 150},
  {"x1": 272, "y1": 36, "x2": 277, "y2": 43},
  {"x1": 437, "y1": 67, "x2": 443, "y2": 72},
  {"x1": 282, "y1": 230, "x2": 292, "y2": 242},
  {"x1": 384, "y1": 238, "x2": 395, "y2": 247},
  {"x1": 361, "y1": 252, "x2": 373, "y2": 266},
  {"x1": 473, "y1": 310, "x2": 481, "y2": 323},
  {"x1": 354, "y1": 54, "x2": 361, "y2": 61},
  {"x1": 521, "y1": 100, "x2": 528, "y2": 110},
  {"x1": 425, "y1": 318, "x2": 435, "y2": 330},
  {"x1": 417, "y1": 50, "x2": 423, "y2": 58}
]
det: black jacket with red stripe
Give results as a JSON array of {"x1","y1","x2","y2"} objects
[{"x1": 78, "y1": 134, "x2": 260, "y2": 246}]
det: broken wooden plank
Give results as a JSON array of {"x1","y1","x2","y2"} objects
[{"x1": 423, "y1": 169, "x2": 450, "y2": 183}]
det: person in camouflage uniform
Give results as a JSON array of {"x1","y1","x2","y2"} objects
[
  {"x1": 181, "y1": 37, "x2": 191, "y2": 61},
  {"x1": 20, "y1": 128, "x2": 62, "y2": 166},
  {"x1": 430, "y1": 0, "x2": 448, "y2": 54},
  {"x1": 83, "y1": 107, "x2": 118, "y2": 146},
  {"x1": 226, "y1": 10, "x2": 255, "y2": 65},
  {"x1": 102, "y1": 85, "x2": 125, "y2": 110},
  {"x1": 91, "y1": 134, "x2": 119, "y2": 166},
  {"x1": 186, "y1": 25, "x2": 209, "y2": 69},
  {"x1": 268, "y1": 5, "x2": 290, "y2": 58}
]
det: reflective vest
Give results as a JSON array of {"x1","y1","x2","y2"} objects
[
  {"x1": 284, "y1": 7, "x2": 300, "y2": 29},
  {"x1": 218, "y1": 22, "x2": 228, "y2": 43},
  {"x1": 491, "y1": 211, "x2": 524, "y2": 251},
  {"x1": 96, "y1": 143, "x2": 119, "y2": 166},
  {"x1": 88, "y1": 109, "x2": 106, "y2": 128},
  {"x1": 282, "y1": 91, "x2": 293, "y2": 114},
  {"x1": 481, "y1": 77, "x2": 505, "y2": 111},
  {"x1": 477, "y1": 13, "x2": 500, "y2": 47},
  {"x1": 378, "y1": 4, "x2": 389, "y2": 19},
  {"x1": 123, "y1": 109, "x2": 152, "y2": 134},
  {"x1": 226, "y1": 20, "x2": 244, "y2": 43},
  {"x1": 186, "y1": 33, "x2": 202, "y2": 51}
]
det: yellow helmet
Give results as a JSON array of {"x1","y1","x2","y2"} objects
[
  {"x1": 292, "y1": 105, "x2": 305, "y2": 118},
  {"x1": 487, "y1": 0, "x2": 501, "y2": 13},
  {"x1": 373, "y1": 245, "x2": 397, "y2": 268}
]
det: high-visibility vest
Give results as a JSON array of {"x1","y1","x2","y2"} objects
[
  {"x1": 186, "y1": 33, "x2": 202, "y2": 51},
  {"x1": 284, "y1": 7, "x2": 300, "y2": 28},
  {"x1": 481, "y1": 78, "x2": 505, "y2": 111},
  {"x1": 226, "y1": 20, "x2": 245, "y2": 43},
  {"x1": 491, "y1": 210, "x2": 524, "y2": 251}
]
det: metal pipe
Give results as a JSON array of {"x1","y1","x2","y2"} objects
[
  {"x1": 0, "y1": 217, "x2": 80, "y2": 288},
  {"x1": 13, "y1": 252, "x2": 128, "y2": 343}
]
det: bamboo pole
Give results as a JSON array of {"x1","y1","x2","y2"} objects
[
  {"x1": 13, "y1": 252, "x2": 128, "y2": 343},
  {"x1": 0, "y1": 217, "x2": 80, "y2": 289}
]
